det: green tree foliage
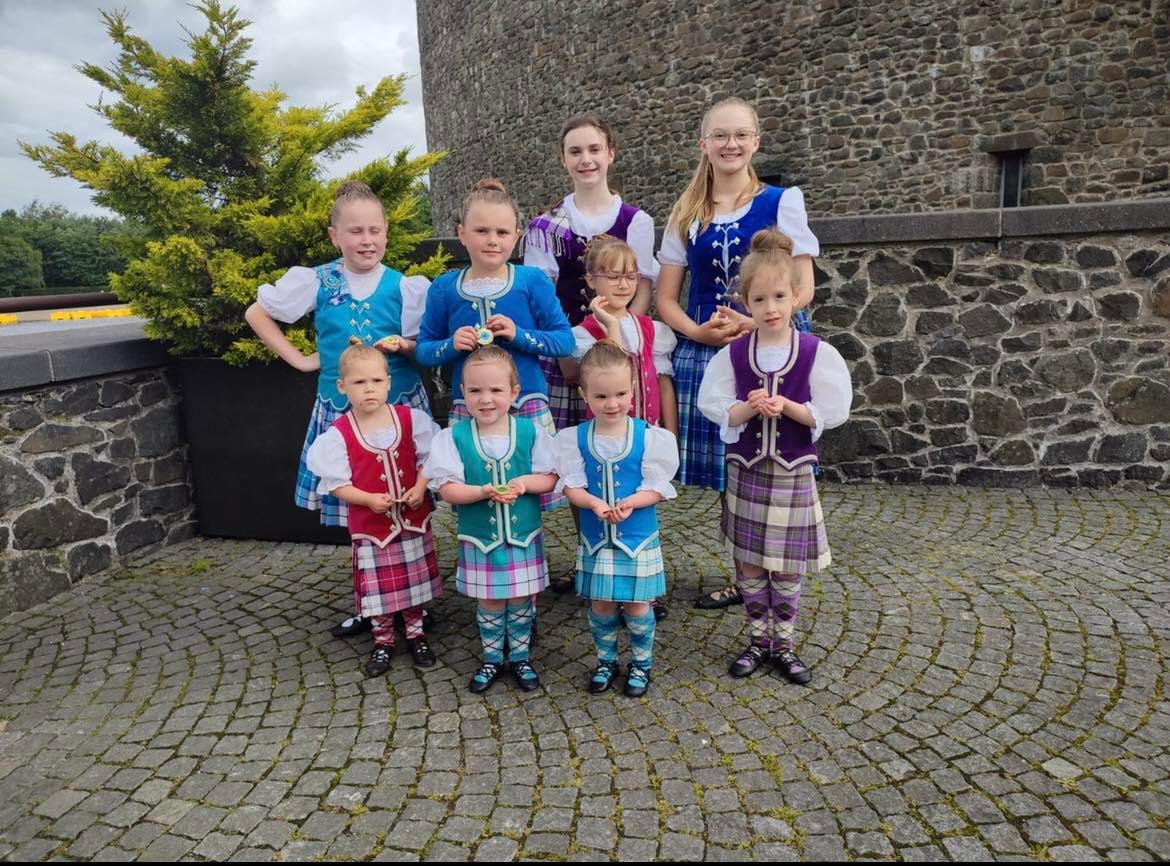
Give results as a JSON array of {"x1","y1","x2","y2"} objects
[
  {"x1": 0, "y1": 203, "x2": 132, "y2": 290},
  {"x1": 21, "y1": 1, "x2": 445, "y2": 363},
  {"x1": 0, "y1": 235, "x2": 45, "y2": 297}
]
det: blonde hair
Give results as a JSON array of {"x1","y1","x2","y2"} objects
[
  {"x1": 578, "y1": 339, "x2": 634, "y2": 391},
  {"x1": 338, "y1": 343, "x2": 389, "y2": 377},
  {"x1": 666, "y1": 98, "x2": 761, "y2": 238},
  {"x1": 584, "y1": 234, "x2": 637, "y2": 275},
  {"x1": 331, "y1": 181, "x2": 385, "y2": 225},
  {"x1": 739, "y1": 230, "x2": 795, "y2": 303},
  {"x1": 460, "y1": 178, "x2": 521, "y2": 228},
  {"x1": 463, "y1": 344, "x2": 519, "y2": 387}
]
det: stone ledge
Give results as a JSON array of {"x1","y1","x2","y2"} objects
[
  {"x1": 0, "y1": 321, "x2": 171, "y2": 393},
  {"x1": 1002, "y1": 199, "x2": 1170, "y2": 237},
  {"x1": 812, "y1": 210, "x2": 1003, "y2": 245}
]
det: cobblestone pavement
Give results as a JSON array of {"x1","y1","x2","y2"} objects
[{"x1": 1, "y1": 485, "x2": 1168, "y2": 862}]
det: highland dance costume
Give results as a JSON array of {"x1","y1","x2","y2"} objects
[
  {"x1": 524, "y1": 195, "x2": 659, "y2": 429},
  {"x1": 658, "y1": 186, "x2": 819, "y2": 491},
  {"x1": 697, "y1": 328, "x2": 851, "y2": 677},
  {"x1": 424, "y1": 416, "x2": 557, "y2": 689},
  {"x1": 257, "y1": 260, "x2": 432, "y2": 526},
  {"x1": 306, "y1": 405, "x2": 443, "y2": 671},
  {"x1": 553, "y1": 418, "x2": 678, "y2": 693},
  {"x1": 572, "y1": 313, "x2": 676, "y2": 426}
]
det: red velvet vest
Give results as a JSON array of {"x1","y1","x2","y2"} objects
[{"x1": 580, "y1": 313, "x2": 662, "y2": 425}]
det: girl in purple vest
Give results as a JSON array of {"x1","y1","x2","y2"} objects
[
  {"x1": 306, "y1": 345, "x2": 443, "y2": 678},
  {"x1": 697, "y1": 230, "x2": 851, "y2": 685},
  {"x1": 553, "y1": 341, "x2": 679, "y2": 697},
  {"x1": 573, "y1": 236, "x2": 678, "y2": 432},
  {"x1": 524, "y1": 115, "x2": 660, "y2": 432}
]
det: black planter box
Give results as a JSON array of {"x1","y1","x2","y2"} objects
[{"x1": 176, "y1": 357, "x2": 348, "y2": 544}]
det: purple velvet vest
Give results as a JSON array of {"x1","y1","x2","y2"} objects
[
  {"x1": 727, "y1": 330, "x2": 820, "y2": 469},
  {"x1": 548, "y1": 201, "x2": 639, "y2": 325}
]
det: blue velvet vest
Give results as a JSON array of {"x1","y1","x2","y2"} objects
[{"x1": 577, "y1": 418, "x2": 660, "y2": 557}]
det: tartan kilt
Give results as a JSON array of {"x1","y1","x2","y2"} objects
[
  {"x1": 295, "y1": 381, "x2": 432, "y2": 526},
  {"x1": 449, "y1": 396, "x2": 566, "y2": 511},
  {"x1": 672, "y1": 337, "x2": 726, "y2": 492},
  {"x1": 722, "y1": 461, "x2": 830, "y2": 573},
  {"x1": 539, "y1": 355, "x2": 585, "y2": 430},
  {"x1": 455, "y1": 535, "x2": 549, "y2": 600},
  {"x1": 352, "y1": 531, "x2": 442, "y2": 618},
  {"x1": 575, "y1": 537, "x2": 666, "y2": 602}
]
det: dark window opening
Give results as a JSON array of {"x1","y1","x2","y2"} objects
[
  {"x1": 998, "y1": 150, "x2": 1027, "y2": 208},
  {"x1": 758, "y1": 173, "x2": 784, "y2": 187}
]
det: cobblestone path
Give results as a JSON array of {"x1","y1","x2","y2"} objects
[{"x1": 1, "y1": 485, "x2": 1168, "y2": 861}]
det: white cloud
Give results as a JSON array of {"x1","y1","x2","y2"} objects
[{"x1": 0, "y1": 0, "x2": 427, "y2": 215}]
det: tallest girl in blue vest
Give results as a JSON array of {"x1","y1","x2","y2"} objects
[{"x1": 655, "y1": 97, "x2": 821, "y2": 609}]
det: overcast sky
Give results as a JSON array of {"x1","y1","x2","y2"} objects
[{"x1": 0, "y1": 0, "x2": 428, "y2": 215}]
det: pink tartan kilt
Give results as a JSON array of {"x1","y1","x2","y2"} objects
[
  {"x1": 722, "y1": 461, "x2": 831, "y2": 574},
  {"x1": 352, "y1": 532, "x2": 442, "y2": 618}
]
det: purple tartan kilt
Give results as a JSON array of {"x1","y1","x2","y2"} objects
[
  {"x1": 722, "y1": 461, "x2": 831, "y2": 574},
  {"x1": 539, "y1": 355, "x2": 585, "y2": 431},
  {"x1": 352, "y1": 532, "x2": 442, "y2": 618}
]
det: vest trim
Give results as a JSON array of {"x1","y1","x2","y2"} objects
[
  {"x1": 580, "y1": 419, "x2": 660, "y2": 557},
  {"x1": 457, "y1": 416, "x2": 543, "y2": 553}
]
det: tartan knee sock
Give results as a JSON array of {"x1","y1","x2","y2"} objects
[
  {"x1": 476, "y1": 606, "x2": 506, "y2": 665},
  {"x1": 504, "y1": 597, "x2": 536, "y2": 662},
  {"x1": 737, "y1": 573, "x2": 772, "y2": 649},
  {"x1": 623, "y1": 608, "x2": 657, "y2": 672},
  {"x1": 586, "y1": 609, "x2": 621, "y2": 663},
  {"x1": 769, "y1": 572, "x2": 803, "y2": 652},
  {"x1": 371, "y1": 614, "x2": 395, "y2": 648},
  {"x1": 401, "y1": 606, "x2": 425, "y2": 641}
]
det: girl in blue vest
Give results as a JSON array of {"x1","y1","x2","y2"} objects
[
  {"x1": 553, "y1": 341, "x2": 679, "y2": 697},
  {"x1": 306, "y1": 345, "x2": 442, "y2": 678},
  {"x1": 423, "y1": 346, "x2": 559, "y2": 694},
  {"x1": 417, "y1": 178, "x2": 574, "y2": 511},
  {"x1": 697, "y1": 231, "x2": 852, "y2": 685},
  {"x1": 245, "y1": 181, "x2": 433, "y2": 639}
]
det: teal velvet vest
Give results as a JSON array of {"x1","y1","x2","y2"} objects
[{"x1": 452, "y1": 417, "x2": 542, "y2": 552}]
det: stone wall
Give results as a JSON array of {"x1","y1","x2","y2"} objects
[
  {"x1": 0, "y1": 368, "x2": 194, "y2": 615},
  {"x1": 418, "y1": 0, "x2": 1170, "y2": 232}
]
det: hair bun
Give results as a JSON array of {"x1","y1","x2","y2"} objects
[
  {"x1": 335, "y1": 180, "x2": 375, "y2": 200},
  {"x1": 749, "y1": 229, "x2": 794, "y2": 254},
  {"x1": 473, "y1": 177, "x2": 507, "y2": 194}
]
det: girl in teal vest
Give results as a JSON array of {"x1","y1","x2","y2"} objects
[
  {"x1": 424, "y1": 347, "x2": 559, "y2": 694},
  {"x1": 553, "y1": 341, "x2": 680, "y2": 697}
]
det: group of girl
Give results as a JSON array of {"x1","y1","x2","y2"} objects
[{"x1": 244, "y1": 97, "x2": 852, "y2": 696}]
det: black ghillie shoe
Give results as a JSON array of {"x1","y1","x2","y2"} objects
[
  {"x1": 729, "y1": 644, "x2": 770, "y2": 679},
  {"x1": 469, "y1": 661, "x2": 503, "y2": 694},
  {"x1": 332, "y1": 615, "x2": 372, "y2": 638},
  {"x1": 587, "y1": 660, "x2": 619, "y2": 695},
  {"x1": 773, "y1": 648, "x2": 812, "y2": 686},
  {"x1": 694, "y1": 585, "x2": 742, "y2": 610},
  {"x1": 364, "y1": 645, "x2": 393, "y2": 678},
  {"x1": 408, "y1": 637, "x2": 435, "y2": 668}
]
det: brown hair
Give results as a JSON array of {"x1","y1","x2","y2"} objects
[
  {"x1": 578, "y1": 339, "x2": 634, "y2": 391},
  {"x1": 559, "y1": 114, "x2": 617, "y2": 156},
  {"x1": 738, "y1": 230, "x2": 795, "y2": 303},
  {"x1": 338, "y1": 343, "x2": 389, "y2": 377},
  {"x1": 463, "y1": 344, "x2": 519, "y2": 387},
  {"x1": 584, "y1": 234, "x2": 637, "y2": 276},
  {"x1": 666, "y1": 98, "x2": 761, "y2": 239},
  {"x1": 331, "y1": 180, "x2": 385, "y2": 225},
  {"x1": 460, "y1": 178, "x2": 521, "y2": 228}
]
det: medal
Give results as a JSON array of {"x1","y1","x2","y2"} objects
[
  {"x1": 476, "y1": 326, "x2": 494, "y2": 346},
  {"x1": 377, "y1": 335, "x2": 401, "y2": 350}
]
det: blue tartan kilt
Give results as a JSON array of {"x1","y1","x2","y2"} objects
[
  {"x1": 672, "y1": 337, "x2": 726, "y2": 492},
  {"x1": 575, "y1": 537, "x2": 666, "y2": 602}
]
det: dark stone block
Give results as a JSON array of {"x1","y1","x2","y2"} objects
[
  {"x1": 42, "y1": 382, "x2": 101, "y2": 417},
  {"x1": 1107, "y1": 378, "x2": 1170, "y2": 424},
  {"x1": 1095, "y1": 432, "x2": 1148, "y2": 463},
  {"x1": 109, "y1": 437, "x2": 136, "y2": 459},
  {"x1": 868, "y1": 253, "x2": 923, "y2": 286},
  {"x1": 1125, "y1": 464, "x2": 1164, "y2": 482},
  {"x1": 836, "y1": 262, "x2": 859, "y2": 280},
  {"x1": 929, "y1": 337, "x2": 971, "y2": 359},
  {"x1": 115, "y1": 520, "x2": 165, "y2": 555},
  {"x1": 971, "y1": 345, "x2": 1001, "y2": 366},
  {"x1": 1089, "y1": 272, "x2": 1123, "y2": 289},
  {"x1": 929, "y1": 445, "x2": 979, "y2": 465},
  {"x1": 1033, "y1": 269, "x2": 1085, "y2": 294},
  {"x1": 816, "y1": 305, "x2": 859, "y2": 328},
  {"x1": 1153, "y1": 443, "x2": 1170, "y2": 462},
  {"x1": 972, "y1": 392, "x2": 1027, "y2": 436},
  {"x1": 0, "y1": 552, "x2": 72, "y2": 610},
  {"x1": 4, "y1": 406, "x2": 42, "y2": 432},
  {"x1": 991, "y1": 440, "x2": 1035, "y2": 465},
  {"x1": 100, "y1": 380, "x2": 136, "y2": 407},
  {"x1": 865, "y1": 377, "x2": 903, "y2": 405},
  {"x1": 13, "y1": 500, "x2": 108, "y2": 549},
  {"x1": 877, "y1": 468, "x2": 924, "y2": 483},
  {"x1": 879, "y1": 406, "x2": 907, "y2": 426},
  {"x1": 925, "y1": 399, "x2": 970, "y2": 424},
  {"x1": 1152, "y1": 276, "x2": 1170, "y2": 318},
  {"x1": 988, "y1": 264, "x2": 1026, "y2": 281},
  {"x1": 1076, "y1": 246, "x2": 1117, "y2": 268},
  {"x1": 1002, "y1": 333, "x2": 1042, "y2": 353},
  {"x1": 1015, "y1": 300, "x2": 1066, "y2": 325},
  {"x1": 84, "y1": 405, "x2": 140, "y2": 423},
  {"x1": 19, "y1": 423, "x2": 103, "y2": 454},
  {"x1": 826, "y1": 332, "x2": 866, "y2": 362},
  {"x1": 1068, "y1": 301, "x2": 1094, "y2": 321},
  {"x1": 140, "y1": 484, "x2": 190, "y2": 517},
  {"x1": 923, "y1": 357, "x2": 972, "y2": 376},
  {"x1": 72, "y1": 453, "x2": 132, "y2": 506},
  {"x1": 1091, "y1": 339, "x2": 1128, "y2": 362},
  {"x1": 872, "y1": 340, "x2": 924, "y2": 375},
  {"x1": 152, "y1": 455, "x2": 187, "y2": 484},
  {"x1": 1041, "y1": 468, "x2": 1080, "y2": 487},
  {"x1": 957, "y1": 467, "x2": 1040, "y2": 487},
  {"x1": 1035, "y1": 349, "x2": 1096, "y2": 392},
  {"x1": 68, "y1": 543, "x2": 113, "y2": 579},
  {"x1": 139, "y1": 382, "x2": 170, "y2": 406},
  {"x1": 891, "y1": 429, "x2": 929, "y2": 452},
  {"x1": 907, "y1": 283, "x2": 954, "y2": 308},
  {"x1": 1024, "y1": 242, "x2": 1065, "y2": 264},
  {"x1": 997, "y1": 360, "x2": 1033, "y2": 387},
  {"x1": 32, "y1": 457, "x2": 64, "y2": 483},
  {"x1": 858, "y1": 296, "x2": 906, "y2": 337},
  {"x1": 852, "y1": 360, "x2": 874, "y2": 386},
  {"x1": 835, "y1": 280, "x2": 869, "y2": 307},
  {"x1": 1098, "y1": 291, "x2": 1142, "y2": 321},
  {"x1": 818, "y1": 419, "x2": 890, "y2": 463},
  {"x1": 953, "y1": 271, "x2": 995, "y2": 288},
  {"x1": 960, "y1": 306, "x2": 1012, "y2": 338},
  {"x1": 167, "y1": 520, "x2": 198, "y2": 544},
  {"x1": 929, "y1": 426, "x2": 968, "y2": 446},
  {"x1": 1125, "y1": 250, "x2": 1170, "y2": 279},
  {"x1": 1, "y1": 455, "x2": 45, "y2": 515},
  {"x1": 973, "y1": 370, "x2": 992, "y2": 386},
  {"x1": 1056, "y1": 419, "x2": 1098, "y2": 435},
  {"x1": 912, "y1": 247, "x2": 955, "y2": 278},
  {"x1": 132, "y1": 407, "x2": 181, "y2": 458},
  {"x1": 1041, "y1": 438, "x2": 1095, "y2": 465},
  {"x1": 905, "y1": 376, "x2": 940, "y2": 399},
  {"x1": 984, "y1": 283, "x2": 1028, "y2": 305},
  {"x1": 1075, "y1": 468, "x2": 1124, "y2": 487},
  {"x1": 916, "y1": 311, "x2": 955, "y2": 334}
]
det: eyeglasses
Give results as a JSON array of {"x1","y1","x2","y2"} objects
[
  {"x1": 704, "y1": 129, "x2": 758, "y2": 146},
  {"x1": 590, "y1": 272, "x2": 639, "y2": 285}
]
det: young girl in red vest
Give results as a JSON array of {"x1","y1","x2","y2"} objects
[
  {"x1": 697, "y1": 231, "x2": 851, "y2": 685},
  {"x1": 572, "y1": 236, "x2": 678, "y2": 434},
  {"x1": 306, "y1": 344, "x2": 443, "y2": 677}
]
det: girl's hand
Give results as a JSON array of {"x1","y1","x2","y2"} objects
[
  {"x1": 590, "y1": 295, "x2": 618, "y2": 329},
  {"x1": 292, "y1": 351, "x2": 321, "y2": 373},
  {"x1": 590, "y1": 499, "x2": 612, "y2": 522},
  {"x1": 454, "y1": 326, "x2": 480, "y2": 352},
  {"x1": 400, "y1": 483, "x2": 427, "y2": 510},
  {"x1": 377, "y1": 336, "x2": 413, "y2": 355},
  {"x1": 746, "y1": 388, "x2": 771, "y2": 414},
  {"x1": 608, "y1": 500, "x2": 634, "y2": 523},
  {"x1": 486, "y1": 314, "x2": 516, "y2": 341},
  {"x1": 367, "y1": 492, "x2": 394, "y2": 514},
  {"x1": 693, "y1": 316, "x2": 739, "y2": 347},
  {"x1": 717, "y1": 306, "x2": 754, "y2": 334},
  {"x1": 765, "y1": 394, "x2": 789, "y2": 417}
]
